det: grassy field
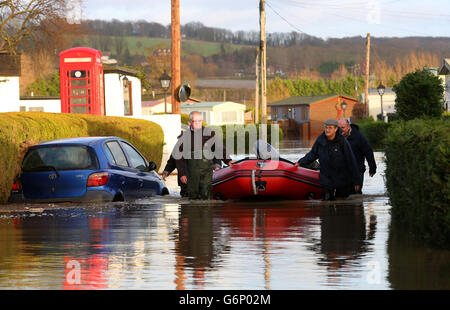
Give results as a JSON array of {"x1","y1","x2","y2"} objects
[{"x1": 79, "y1": 35, "x2": 252, "y2": 57}]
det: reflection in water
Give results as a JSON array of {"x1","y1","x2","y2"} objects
[
  {"x1": 2, "y1": 149, "x2": 447, "y2": 289},
  {"x1": 388, "y1": 223, "x2": 450, "y2": 290},
  {"x1": 177, "y1": 205, "x2": 215, "y2": 289},
  {"x1": 171, "y1": 200, "x2": 380, "y2": 289},
  {"x1": 314, "y1": 204, "x2": 373, "y2": 286},
  {"x1": 0, "y1": 208, "x2": 116, "y2": 289},
  {"x1": 0, "y1": 192, "x2": 448, "y2": 289},
  {"x1": 217, "y1": 201, "x2": 321, "y2": 290}
]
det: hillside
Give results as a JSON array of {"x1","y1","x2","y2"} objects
[
  {"x1": 73, "y1": 33, "x2": 449, "y2": 82},
  {"x1": 21, "y1": 19, "x2": 450, "y2": 102},
  {"x1": 76, "y1": 34, "x2": 251, "y2": 58},
  {"x1": 78, "y1": 20, "x2": 450, "y2": 77}
]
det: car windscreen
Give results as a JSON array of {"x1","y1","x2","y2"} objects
[{"x1": 22, "y1": 145, "x2": 99, "y2": 172}]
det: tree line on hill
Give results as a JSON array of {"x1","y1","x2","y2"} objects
[
  {"x1": 83, "y1": 19, "x2": 322, "y2": 46},
  {"x1": 15, "y1": 15, "x2": 450, "y2": 104},
  {"x1": 82, "y1": 19, "x2": 449, "y2": 84}
]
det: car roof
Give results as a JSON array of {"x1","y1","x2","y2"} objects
[{"x1": 33, "y1": 136, "x2": 122, "y2": 147}]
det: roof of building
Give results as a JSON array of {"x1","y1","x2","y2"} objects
[
  {"x1": 368, "y1": 87, "x2": 394, "y2": 94},
  {"x1": 195, "y1": 79, "x2": 256, "y2": 89},
  {"x1": 142, "y1": 100, "x2": 164, "y2": 107},
  {"x1": 268, "y1": 94, "x2": 355, "y2": 107},
  {"x1": 438, "y1": 58, "x2": 450, "y2": 75},
  {"x1": 181, "y1": 101, "x2": 246, "y2": 108},
  {"x1": 142, "y1": 97, "x2": 200, "y2": 107},
  {"x1": 103, "y1": 65, "x2": 139, "y2": 77}
]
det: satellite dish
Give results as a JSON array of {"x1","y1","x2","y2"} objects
[{"x1": 178, "y1": 83, "x2": 191, "y2": 102}]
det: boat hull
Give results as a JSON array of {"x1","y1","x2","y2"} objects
[{"x1": 212, "y1": 158, "x2": 322, "y2": 200}]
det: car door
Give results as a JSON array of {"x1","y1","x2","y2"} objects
[
  {"x1": 20, "y1": 170, "x2": 57, "y2": 199},
  {"x1": 20, "y1": 145, "x2": 95, "y2": 200},
  {"x1": 119, "y1": 141, "x2": 160, "y2": 198},
  {"x1": 51, "y1": 145, "x2": 97, "y2": 199},
  {"x1": 104, "y1": 140, "x2": 139, "y2": 200}
]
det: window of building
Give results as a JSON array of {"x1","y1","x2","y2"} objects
[
  {"x1": 28, "y1": 107, "x2": 44, "y2": 112},
  {"x1": 123, "y1": 79, "x2": 133, "y2": 116},
  {"x1": 221, "y1": 111, "x2": 237, "y2": 123}
]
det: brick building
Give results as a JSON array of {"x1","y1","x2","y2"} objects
[{"x1": 268, "y1": 94, "x2": 358, "y2": 145}]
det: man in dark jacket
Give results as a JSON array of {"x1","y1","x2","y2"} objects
[
  {"x1": 338, "y1": 118, "x2": 376, "y2": 193},
  {"x1": 295, "y1": 118, "x2": 361, "y2": 200},
  {"x1": 174, "y1": 111, "x2": 232, "y2": 200},
  {"x1": 162, "y1": 154, "x2": 188, "y2": 197}
]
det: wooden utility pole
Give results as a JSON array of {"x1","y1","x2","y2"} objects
[
  {"x1": 171, "y1": 0, "x2": 181, "y2": 114},
  {"x1": 364, "y1": 33, "x2": 371, "y2": 117},
  {"x1": 259, "y1": 0, "x2": 268, "y2": 142},
  {"x1": 255, "y1": 48, "x2": 259, "y2": 124},
  {"x1": 260, "y1": 0, "x2": 267, "y2": 125}
]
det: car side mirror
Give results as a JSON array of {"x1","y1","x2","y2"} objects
[{"x1": 147, "y1": 161, "x2": 157, "y2": 171}]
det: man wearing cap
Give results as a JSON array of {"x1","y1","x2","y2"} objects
[
  {"x1": 338, "y1": 118, "x2": 377, "y2": 194},
  {"x1": 295, "y1": 118, "x2": 361, "y2": 200}
]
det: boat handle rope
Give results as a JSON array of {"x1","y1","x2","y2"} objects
[{"x1": 251, "y1": 170, "x2": 258, "y2": 195}]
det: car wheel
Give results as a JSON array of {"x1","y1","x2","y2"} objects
[
  {"x1": 112, "y1": 193, "x2": 124, "y2": 202},
  {"x1": 161, "y1": 187, "x2": 169, "y2": 195}
]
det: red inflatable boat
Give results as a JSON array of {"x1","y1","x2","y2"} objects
[{"x1": 212, "y1": 157, "x2": 322, "y2": 200}]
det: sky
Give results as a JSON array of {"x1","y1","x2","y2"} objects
[{"x1": 75, "y1": 0, "x2": 450, "y2": 39}]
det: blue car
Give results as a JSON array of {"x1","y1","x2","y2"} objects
[{"x1": 10, "y1": 136, "x2": 169, "y2": 203}]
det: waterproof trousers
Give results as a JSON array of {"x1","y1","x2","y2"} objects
[
  {"x1": 186, "y1": 157, "x2": 213, "y2": 200},
  {"x1": 322, "y1": 185, "x2": 355, "y2": 201}
]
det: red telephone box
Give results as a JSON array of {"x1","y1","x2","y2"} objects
[{"x1": 59, "y1": 47, "x2": 105, "y2": 115}]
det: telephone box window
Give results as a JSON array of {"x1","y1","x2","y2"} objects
[
  {"x1": 71, "y1": 79, "x2": 86, "y2": 87},
  {"x1": 71, "y1": 97, "x2": 87, "y2": 104},
  {"x1": 71, "y1": 88, "x2": 86, "y2": 96},
  {"x1": 71, "y1": 106, "x2": 87, "y2": 114}
]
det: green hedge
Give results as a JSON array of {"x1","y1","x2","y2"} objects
[
  {"x1": 181, "y1": 113, "x2": 190, "y2": 125},
  {"x1": 357, "y1": 120, "x2": 391, "y2": 151},
  {"x1": 181, "y1": 113, "x2": 282, "y2": 154},
  {"x1": 0, "y1": 112, "x2": 164, "y2": 204},
  {"x1": 211, "y1": 124, "x2": 284, "y2": 154},
  {"x1": 384, "y1": 118, "x2": 450, "y2": 248}
]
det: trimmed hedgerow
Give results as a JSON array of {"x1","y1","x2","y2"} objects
[
  {"x1": 0, "y1": 112, "x2": 164, "y2": 204},
  {"x1": 357, "y1": 120, "x2": 391, "y2": 151},
  {"x1": 211, "y1": 124, "x2": 284, "y2": 155},
  {"x1": 384, "y1": 118, "x2": 450, "y2": 248}
]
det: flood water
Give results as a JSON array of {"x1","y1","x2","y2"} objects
[{"x1": 0, "y1": 142, "x2": 449, "y2": 290}]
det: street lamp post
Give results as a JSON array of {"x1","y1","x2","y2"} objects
[
  {"x1": 160, "y1": 71, "x2": 171, "y2": 113},
  {"x1": 341, "y1": 101, "x2": 347, "y2": 118},
  {"x1": 377, "y1": 82, "x2": 385, "y2": 122}
]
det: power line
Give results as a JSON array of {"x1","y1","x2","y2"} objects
[
  {"x1": 278, "y1": 0, "x2": 450, "y2": 20},
  {"x1": 266, "y1": 0, "x2": 448, "y2": 37},
  {"x1": 265, "y1": 1, "x2": 308, "y2": 34},
  {"x1": 265, "y1": 0, "x2": 369, "y2": 38}
]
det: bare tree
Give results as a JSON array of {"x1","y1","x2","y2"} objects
[{"x1": 0, "y1": 0, "x2": 70, "y2": 54}]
